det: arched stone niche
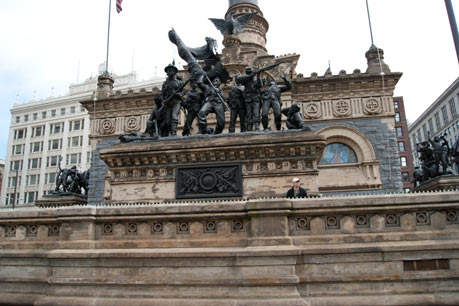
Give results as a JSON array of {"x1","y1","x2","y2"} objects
[{"x1": 316, "y1": 125, "x2": 382, "y2": 192}]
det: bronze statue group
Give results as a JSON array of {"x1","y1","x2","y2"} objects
[
  {"x1": 414, "y1": 131, "x2": 459, "y2": 186},
  {"x1": 53, "y1": 157, "x2": 90, "y2": 196},
  {"x1": 140, "y1": 12, "x2": 310, "y2": 138},
  {"x1": 144, "y1": 61, "x2": 310, "y2": 138}
]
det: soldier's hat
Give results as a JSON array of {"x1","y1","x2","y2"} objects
[{"x1": 164, "y1": 64, "x2": 178, "y2": 73}]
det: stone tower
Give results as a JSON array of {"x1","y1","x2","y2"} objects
[{"x1": 226, "y1": 0, "x2": 269, "y2": 55}]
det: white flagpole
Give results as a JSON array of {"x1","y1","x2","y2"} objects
[{"x1": 105, "y1": 0, "x2": 112, "y2": 75}]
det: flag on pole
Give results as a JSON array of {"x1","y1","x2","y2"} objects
[{"x1": 116, "y1": 0, "x2": 123, "y2": 13}]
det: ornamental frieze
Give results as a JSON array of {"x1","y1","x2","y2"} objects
[
  {"x1": 363, "y1": 98, "x2": 382, "y2": 115},
  {"x1": 124, "y1": 116, "x2": 140, "y2": 133},
  {"x1": 100, "y1": 119, "x2": 116, "y2": 135},
  {"x1": 332, "y1": 100, "x2": 352, "y2": 117},
  {"x1": 303, "y1": 102, "x2": 322, "y2": 119},
  {"x1": 176, "y1": 164, "x2": 243, "y2": 199}
]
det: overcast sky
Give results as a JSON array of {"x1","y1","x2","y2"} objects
[{"x1": 0, "y1": 0, "x2": 458, "y2": 159}]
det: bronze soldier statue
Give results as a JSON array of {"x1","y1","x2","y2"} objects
[
  {"x1": 160, "y1": 64, "x2": 185, "y2": 136},
  {"x1": 197, "y1": 77, "x2": 226, "y2": 134},
  {"x1": 145, "y1": 95, "x2": 166, "y2": 137},
  {"x1": 428, "y1": 131, "x2": 450, "y2": 175},
  {"x1": 236, "y1": 66, "x2": 262, "y2": 131},
  {"x1": 282, "y1": 102, "x2": 311, "y2": 130},
  {"x1": 228, "y1": 76, "x2": 246, "y2": 133},
  {"x1": 182, "y1": 79, "x2": 204, "y2": 136},
  {"x1": 260, "y1": 73, "x2": 292, "y2": 131}
]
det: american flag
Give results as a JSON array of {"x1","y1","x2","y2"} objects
[{"x1": 116, "y1": 0, "x2": 123, "y2": 13}]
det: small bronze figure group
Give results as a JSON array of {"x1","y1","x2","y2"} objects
[
  {"x1": 54, "y1": 157, "x2": 90, "y2": 196},
  {"x1": 414, "y1": 131, "x2": 454, "y2": 187}
]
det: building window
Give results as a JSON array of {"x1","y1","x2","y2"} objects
[
  {"x1": 26, "y1": 192, "x2": 37, "y2": 203},
  {"x1": 66, "y1": 153, "x2": 81, "y2": 165},
  {"x1": 396, "y1": 127, "x2": 403, "y2": 137},
  {"x1": 398, "y1": 141, "x2": 405, "y2": 152},
  {"x1": 395, "y1": 112, "x2": 401, "y2": 122},
  {"x1": 51, "y1": 109, "x2": 56, "y2": 117},
  {"x1": 30, "y1": 141, "x2": 43, "y2": 153},
  {"x1": 33, "y1": 113, "x2": 38, "y2": 120},
  {"x1": 14, "y1": 128, "x2": 26, "y2": 140},
  {"x1": 70, "y1": 106, "x2": 76, "y2": 114},
  {"x1": 394, "y1": 101, "x2": 399, "y2": 109},
  {"x1": 435, "y1": 112, "x2": 442, "y2": 130},
  {"x1": 442, "y1": 105, "x2": 449, "y2": 124},
  {"x1": 450, "y1": 98, "x2": 457, "y2": 117},
  {"x1": 320, "y1": 143, "x2": 358, "y2": 164},
  {"x1": 48, "y1": 138, "x2": 62, "y2": 150},
  {"x1": 15, "y1": 116, "x2": 20, "y2": 123},
  {"x1": 28, "y1": 158, "x2": 41, "y2": 169},
  {"x1": 80, "y1": 105, "x2": 86, "y2": 112},
  {"x1": 416, "y1": 129, "x2": 422, "y2": 142},
  {"x1": 428, "y1": 118, "x2": 434, "y2": 133},
  {"x1": 28, "y1": 174, "x2": 39, "y2": 185},
  {"x1": 32, "y1": 126, "x2": 44, "y2": 137},
  {"x1": 60, "y1": 108, "x2": 66, "y2": 115},
  {"x1": 46, "y1": 156, "x2": 59, "y2": 167},
  {"x1": 400, "y1": 156, "x2": 407, "y2": 167},
  {"x1": 24, "y1": 114, "x2": 29, "y2": 122},
  {"x1": 10, "y1": 160, "x2": 22, "y2": 171},
  {"x1": 46, "y1": 172, "x2": 57, "y2": 184},
  {"x1": 68, "y1": 136, "x2": 83, "y2": 147},
  {"x1": 42, "y1": 111, "x2": 47, "y2": 119},
  {"x1": 13, "y1": 144, "x2": 24, "y2": 155},
  {"x1": 50, "y1": 123, "x2": 63, "y2": 135},
  {"x1": 402, "y1": 172, "x2": 410, "y2": 182},
  {"x1": 422, "y1": 124, "x2": 428, "y2": 139}
]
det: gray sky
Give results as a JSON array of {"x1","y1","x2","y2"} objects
[{"x1": 0, "y1": 0, "x2": 458, "y2": 158}]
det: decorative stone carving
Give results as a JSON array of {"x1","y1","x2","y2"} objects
[
  {"x1": 124, "y1": 116, "x2": 140, "y2": 132},
  {"x1": 332, "y1": 100, "x2": 351, "y2": 117},
  {"x1": 303, "y1": 102, "x2": 322, "y2": 119},
  {"x1": 363, "y1": 98, "x2": 382, "y2": 115},
  {"x1": 176, "y1": 164, "x2": 243, "y2": 199},
  {"x1": 100, "y1": 119, "x2": 115, "y2": 135}
]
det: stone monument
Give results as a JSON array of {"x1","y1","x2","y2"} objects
[{"x1": 2, "y1": 2, "x2": 457, "y2": 306}]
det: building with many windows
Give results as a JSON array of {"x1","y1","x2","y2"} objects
[
  {"x1": 1, "y1": 68, "x2": 164, "y2": 206},
  {"x1": 408, "y1": 77, "x2": 459, "y2": 173},
  {"x1": 393, "y1": 97, "x2": 414, "y2": 191}
]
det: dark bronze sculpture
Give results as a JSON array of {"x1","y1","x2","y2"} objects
[
  {"x1": 145, "y1": 95, "x2": 167, "y2": 138},
  {"x1": 228, "y1": 76, "x2": 246, "y2": 133},
  {"x1": 282, "y1": 102, "x2": 311, "y2": 131},
  {"x1": 197, "y1": 77, "x2": 227, "y2": 134},
  {"x1": 414, "y1": 132, "x2": 453, "y2": 187},
  {"x1": 235, "y1": 66, "x2": 262, "y2": 131},
  {"x1": 235, "y1": 63, "x2": 282, "y2": 132},
  {"x1": 260, "y1": 73, "x2": 292, "y2": 131},
  {"x1": 452, "y1": 139, "x2": 459, "y2": 172},
  {"x1": 209, "y1": 13, "x2": 257, "y2": 36},
  {"x1": 159, "y1": 64, "x2": 185, "y2": 136},
  {"x1": 428, "y1": 131, "x2": 450, "y2": 175},
  {"x1": 182, "y1": 79, "x2": 204, "y2": 136},
  {"x1": 54, "y1": 157, "x2": 90, "y2": 196}
]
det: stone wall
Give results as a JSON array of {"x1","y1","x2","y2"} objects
[
  {"x1": 88, "y1": 137, "x2": 119, "y2": 204},
  {"x1": 310, "y1": 118, "x2": 403, "y2": 194},
  {"x1": 0, "y1": 190, "x2": 458, "y2": 305}
]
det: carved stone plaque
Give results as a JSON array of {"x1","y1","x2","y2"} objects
[{"x1": 176, "y1": 163, "x2": 243, "y2": 199}]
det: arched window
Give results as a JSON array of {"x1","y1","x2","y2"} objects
[{"x1": 320, "y1": 143, "x2": 358, "y2": 165}]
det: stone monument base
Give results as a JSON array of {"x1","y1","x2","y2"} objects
[
  {"x1": 0, "y1": 191, "x2": 458, "y2": 305},
  {"x1": 415, "y1": 175, "x2": 459, "y2": 192},
  {"x1": 100, "y1": 130, "x2": 326, "y2": 203},
  {"x1": 35, "y1": 193, "x2": 88, "y2": 207}
]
